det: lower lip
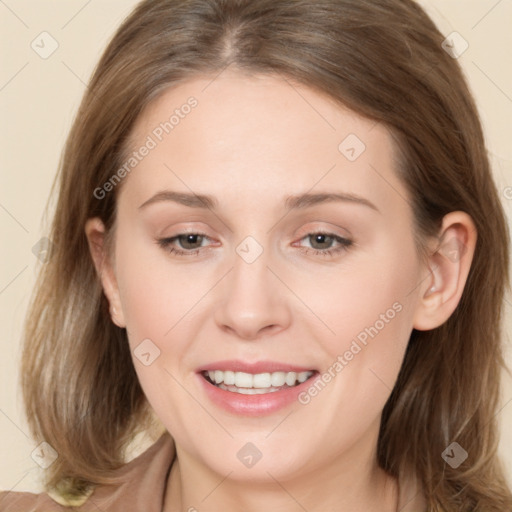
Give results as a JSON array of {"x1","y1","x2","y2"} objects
[{"x1": 197, "y1": 372, "x2": 320, "y2": 416}]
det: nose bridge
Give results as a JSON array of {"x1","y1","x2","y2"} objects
[{"x1": 214, "y1": 234, "x2": 291, "y2": 339}]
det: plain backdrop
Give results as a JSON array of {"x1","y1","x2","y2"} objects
[{"x1": 1, "y1": 0, "x2": 511, "y2": 493}]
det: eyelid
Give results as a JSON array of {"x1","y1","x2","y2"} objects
[
  {"x1": 156, "y1": 221, "x2": 213, "y2": 238},
  {"x1": 293, "y1": 221, "x2": 352, "y2": 239}
]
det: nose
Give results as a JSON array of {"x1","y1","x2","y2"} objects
[{"x1": 214, "y1": 245, "x2": 292, "y2": 340}]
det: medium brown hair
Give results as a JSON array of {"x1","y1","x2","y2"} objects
[{"x1": 20, "y1": 0, "x2": 512, "y2": 509}]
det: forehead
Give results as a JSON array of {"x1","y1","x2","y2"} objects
[{"x1": 121, "y1": 70, "x2": 408, "y2": 215}]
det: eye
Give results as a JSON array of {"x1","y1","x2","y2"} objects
[
  {"x1": 294, "y1": 231, "x2": 353, "y2": 257},
  {"x1": 156, "y1": 230, "x2": 353, "y2": 258},
  {"x1": 157, "y1": 232, "x2": 212, "y2": 256}
]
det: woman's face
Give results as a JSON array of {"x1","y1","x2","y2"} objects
[{"x1": 104, "y1": 71, "x2": 430, "y2": 480}]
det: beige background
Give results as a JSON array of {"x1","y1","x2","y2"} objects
[{"x1": 1, "y1": 0, "x2": 511, "y2": 493}]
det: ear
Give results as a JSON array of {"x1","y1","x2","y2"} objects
[
  {"x1": 84, "y1": 217, "x2": 126, "y2": 328},
  {"x1": 413, "y1": 211, "x2": 477, "y2": 331}
]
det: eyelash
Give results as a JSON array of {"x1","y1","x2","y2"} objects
[{"x1": 156, "y1": 231, "x2": 353, "y2": 258}]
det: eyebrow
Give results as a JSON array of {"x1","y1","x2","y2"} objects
[{"x1": 138, "y1": 190, "x2": 379, "y2": 213}]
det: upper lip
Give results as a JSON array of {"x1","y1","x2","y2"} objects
[{"x1": 197, "y1": 360, "x2": 317, "y2": 374}]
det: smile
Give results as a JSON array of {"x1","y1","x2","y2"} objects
[{"x1": 201, "y1": 370, "x2": 316, "y2": 394}]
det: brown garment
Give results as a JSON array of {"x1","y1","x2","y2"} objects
[
  {"x1": 1, "y1": 432, "x2": 427, "y2": 511},
  {"x1": 0, "y1": 432, "x2": 176, "y2": 512}
]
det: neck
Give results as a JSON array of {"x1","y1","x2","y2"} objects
[{"x1": 163, "y1": 428, "x2": 398, "y2": 512}]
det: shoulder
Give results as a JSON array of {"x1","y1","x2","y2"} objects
[
  {"x1": 0, "y1": 490, "x2": 71, "y2": 511},
  {"x1": 0, "y1": 431, "x2": 176, "y2": 512}
]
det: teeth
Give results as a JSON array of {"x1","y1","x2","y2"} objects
[
  {"x1": 235, "y1": 372, "x2": 253, "y2": 388},
  {"x1": 285, "y1": 372, "x2": 297, "y2": 386},
  {"x1": 253, "y1": 373, "x2": 271, "y2": 388},
  {"x1": 203, "y1": 370, "x2": 314, "y2": 389},
  {"x1": 223, "y1": 370, "x2": 235, "y2": 385},
  {"x1": 271, "y1": 372, "x2": 286, "y2": 387},
  {"x1": 297, "y1": 371, "x2": 310, "y2": 383}
]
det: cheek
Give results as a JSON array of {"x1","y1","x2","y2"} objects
[
  {"x1": 113, "y1": 231, "x2": 208, "y2": 345},
  {"x1": 311, "y1": 233, "x2": 420, "y2": 378},
  {"x1": 292, "y1": 245, "x2": 420, "y2": 440},
  {"x1": 112, "y1": 236, "x2": 204, "y2": 423}
]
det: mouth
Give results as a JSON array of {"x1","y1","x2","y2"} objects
[{"x1": 200, "y1": 369, "x2": 318, "y2": 395}]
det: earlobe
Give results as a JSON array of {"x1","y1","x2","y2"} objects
[
  {"x1": 412, "y1": 211, "x2": 477, "y2": 331},
  {"x1": 84, "y1": 217, "x2": 126, "y2": 328}
]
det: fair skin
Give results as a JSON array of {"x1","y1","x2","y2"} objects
[{"x1": 85, "y1": 70, "x2": 476, "y2": 512}]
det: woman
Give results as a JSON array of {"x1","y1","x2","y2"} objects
[{"x1": 1, "y1": 0, "x2": 511, "y2": 510}]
